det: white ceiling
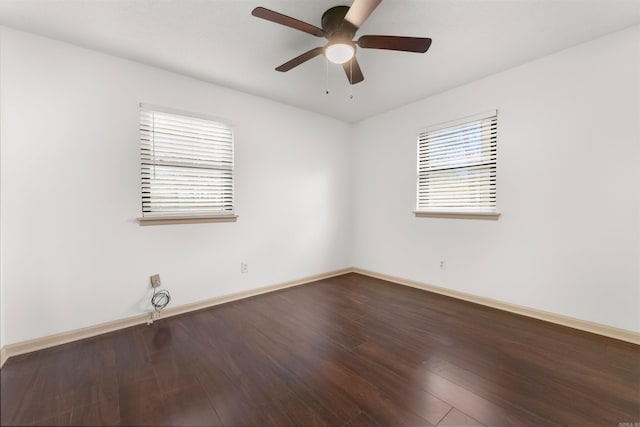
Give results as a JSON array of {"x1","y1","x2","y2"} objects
[{"x1": 0, "y1": 0, "x2": 638, "y2": 122}]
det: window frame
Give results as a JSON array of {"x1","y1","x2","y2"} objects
[
  {"x1": 137, "y1": 103, "x2": 237, "y2": 225},
  {"x1": 414, "y1": 110, "x2": 500, "y2": 220}
]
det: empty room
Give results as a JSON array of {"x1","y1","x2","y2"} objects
[{"x1": 0, "y1": 0, "x2": 639, "y2": 426}]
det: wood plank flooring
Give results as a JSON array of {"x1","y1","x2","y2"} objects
[{"x1": 1, "y1": 273, "x2": 639, "y2": 426}]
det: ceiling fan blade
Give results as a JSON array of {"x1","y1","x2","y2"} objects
[
  {"x1": 342, "y1": 57, "x2": 364, "y2": 84},
  {"x1": 275, "y1": 47, "x2": 324, "y2": 72},
  {"x1": 344, "y1": 0, "x2": 382, "y2": 29},
  {"x1": 252, "y1": 7, "x2": 324, "y2": 37},
  {"x1": 358, "y1": 35, "x2": 432, "y2": 53}
]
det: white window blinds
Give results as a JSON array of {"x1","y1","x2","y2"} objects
[
  {"x1": 417, "y1": 111, "x2": 497, "y2": 213},
  {"x1": 140, "y1": 105, "x2": 234, "y2": 217}
]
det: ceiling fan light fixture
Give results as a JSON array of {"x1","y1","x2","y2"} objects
[
  {"x1": 325, "y1": 42, "x2": 355, "y2": 64},
  {"x1": 252, "y1": 1, "x2": 432, "y2": 85}
]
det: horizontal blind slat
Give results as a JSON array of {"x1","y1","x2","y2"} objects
[
  {"x1": 419, "y1": 118, "x2": 497, "y2": 140},
  {"x1": 419, "y1": 127, "x2": 497, "y2": 148},
  {"x1": 418, "y1": 138, "x2": 496, "y2": 156}
]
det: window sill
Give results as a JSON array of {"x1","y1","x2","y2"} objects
[
  {"x1": 413, "y1": 211, "x2": 500, "y2": 220},
  {"x1": 137, "y1": 215, "x2": 238, "y2": 226}
]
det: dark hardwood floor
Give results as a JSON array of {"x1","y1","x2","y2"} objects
[{"x1": 1, "y1": 273, "x2": 639, "y2": 426}]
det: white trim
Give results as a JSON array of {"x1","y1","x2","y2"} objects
[
  {"x1": 418, "y1": 109, "x2": 498, "y2": 134},
  {"x1": 0, "y1": 268, "x2": 351, "y2": 367},
  {"x1": 352, "y1": 268, "x2": 640, "y2": 346},
  {"x1": 137, "y1": 215, "x2": 238, "y2": 226},
  {"x1": 414, "y1": 211, "x2": 501, "y2": 220}
]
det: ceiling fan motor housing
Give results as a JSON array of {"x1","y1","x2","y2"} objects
[{"x1": 321, "y1": 6, "x2": 358, "y2": 40}]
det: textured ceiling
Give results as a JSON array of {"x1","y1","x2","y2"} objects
[{"x1": 0, "y1": 0, "x2": 638, "y2": 122}]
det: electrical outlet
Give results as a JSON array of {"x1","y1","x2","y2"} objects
[
  {"x1": 241, "y1": 262, "x2": 248, "y2": 274},
  {"x1": 439, "y1": 261, "x2": 447, "y2": 270},
  {"x1": 150, "y1": 274, "x2": 161, "y2": 288}
]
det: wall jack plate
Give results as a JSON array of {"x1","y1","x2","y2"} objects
[{"x1": 150, "y1": 274, "x2": 161, "y2": 288}]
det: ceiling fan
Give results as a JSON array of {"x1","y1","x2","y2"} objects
[{"x1": 251, "y1": 0, "x2": 432, "y2": 85}]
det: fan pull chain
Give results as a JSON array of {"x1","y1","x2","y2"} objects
[
  {"x1": 349, "y1": 60, "x2": 354, "y2": 100},
  {"x1": 325, "y1": 58, "x2": 329, "y2": 95}
]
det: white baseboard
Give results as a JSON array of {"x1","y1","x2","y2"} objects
[
  {"x1": 2, "y1": 266, "x2": 637, "y2": 368},
  {"x1": 0, "y1": 268, "x2": 351, "y2": 367},
  {"x1": 352, "y1": 267, "x2": 640, "y2": 346}
]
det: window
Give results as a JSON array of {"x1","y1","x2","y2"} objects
[
  {"x1": 415, "y1": 110, "x2": 499, "y2": 219},
  {"x1": 139, "y1": 104, "x2": 235, "y2": 224}
]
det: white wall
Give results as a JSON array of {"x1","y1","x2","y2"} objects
[
  {"x1": 0, "y1": 27, "x2": 352, "y2": 345},
  {"x1": 1, "y1": 25, "x2": 638, "y2": 348},
  {"x1": 351, "y1": 26, "x2": 640, "y2": 333}
]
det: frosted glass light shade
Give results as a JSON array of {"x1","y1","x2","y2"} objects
[{"x1": 325, "y1": 43, "x2": 355, "y2": 64}]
